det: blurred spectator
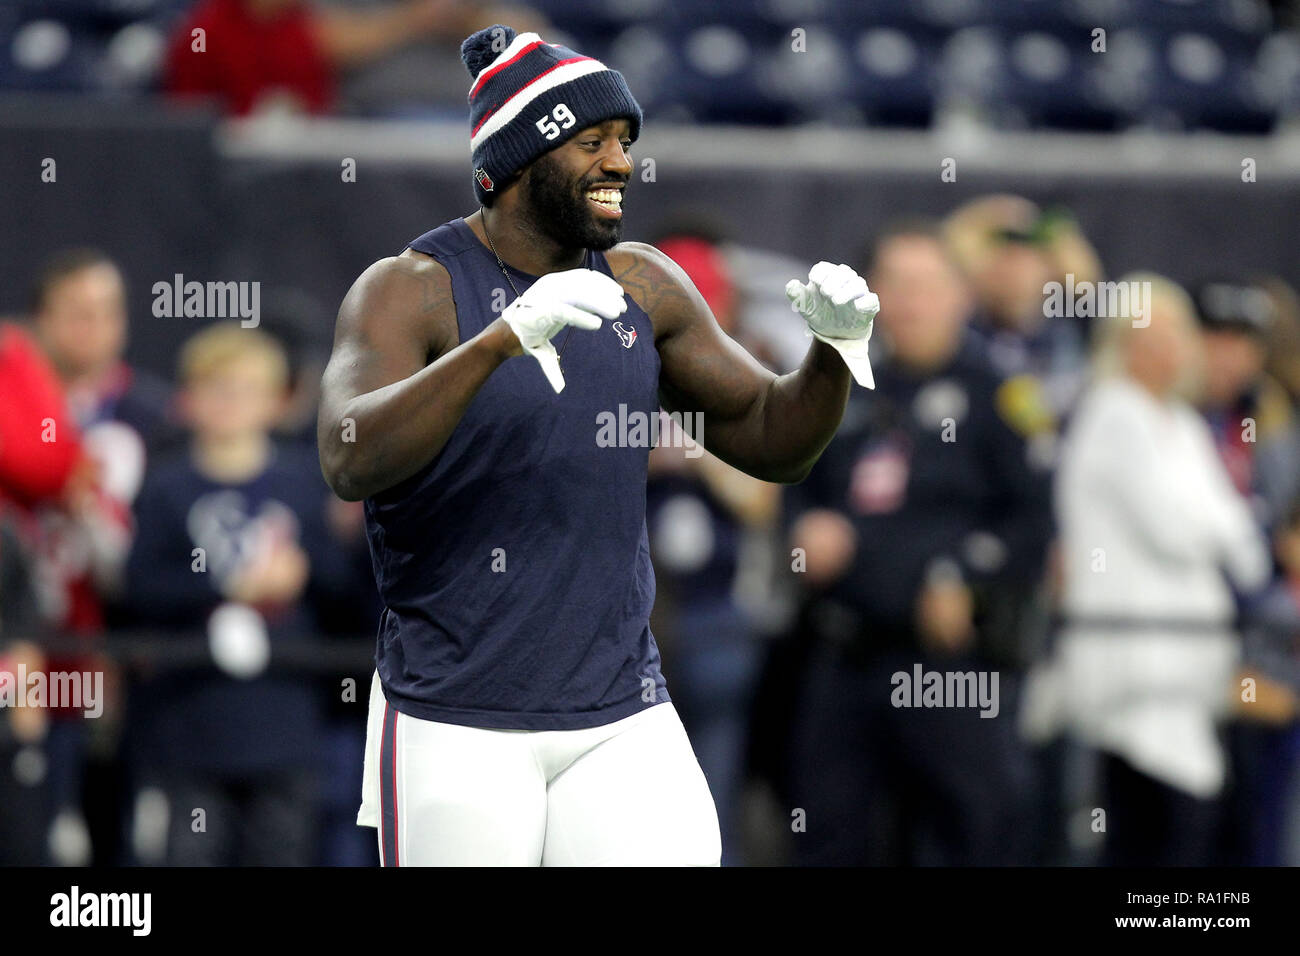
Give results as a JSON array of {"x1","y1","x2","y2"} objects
[
  {"x1": 944, "y1": 194, "x2": 1102, "y2": 420},
  {"x1": 122, "y1": 323, "x2": 347, "y2": 865},
  {"x1": 1189, "y1": 277, "x2": 1299, "y2": 863},
  {"x1": 27, "y1": 247, "x2": 164, "y2": 644},
  {"x1": 320, "y1": 0, "x2": 550, "y2": 118},
  {"x1": 647, "y1": 234, "x2": 780, "y2": 866},
  {"x1": 163, "y1": 0, "x2": 546, "y2": 117},
  {"x1": 26, "y1": 248, "x2": 174, "y2": 864},
  {"x1": 31, "y1": 249, "x2": 175, "y2": 458},
  {"x1": 26, "y1": 246, "x2": 172, "y2": 634},
  {"x1": 1052, "y1": 275, "x2": 1270, "y2": 866},
  {"x1": 0, "y1": 499, "x2": 56, "y2": 866},
  {"x1": 784, "y1": 221, "x2": 1054, "y2": 865},
  {"x1": 0, "y1": 316, "x2": 102, "y2": 868},
  {"x1": 1194, "y1": 279, "x2": 1300, "y2": 530},
  {"x1": 1258, "y1": 276, "x2": 1300, "y2": 403},
  {"x1": 0, "y1": 633, "x2": 50, "y2": 866},
  {"x1": 1228, "y1": 497, "x2": 1300, "y2": 865}
]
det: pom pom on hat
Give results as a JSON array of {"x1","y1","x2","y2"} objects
[{"x1": 462, "y1": 25, "x2": 515, "y2": 80}]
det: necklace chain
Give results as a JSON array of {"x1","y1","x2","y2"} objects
[
  {"x1": 481, "y1": 209, "x2": 521, "y2": 298},
  {"x1": 481, "y1": 208, "x2": 580, "y2": 366}
]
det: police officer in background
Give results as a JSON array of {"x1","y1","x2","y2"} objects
[{"x1": 784, "y1": 221, "x2": 1055, "y2": 866}]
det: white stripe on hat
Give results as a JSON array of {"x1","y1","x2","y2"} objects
[
  {"x1": 467, "y1": 31, "x2": 544, "y2": 98},
  {"x1": 470, "y1": 59, "x2": 608, "y2": 153}
]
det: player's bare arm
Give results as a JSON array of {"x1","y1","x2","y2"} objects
[
  {"x1": 316, "y1": 252, "x2": 516, "y2": 501},
  {"x1": 609, "y1": 242, "x2": 857, "y2": 484},
  {"x1": 318, "y1": 246, "x2": 626, "y2": 501}
]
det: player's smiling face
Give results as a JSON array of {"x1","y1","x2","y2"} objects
[{"x1": 521, "y1": 118, "x2": 633, "y2": 252}]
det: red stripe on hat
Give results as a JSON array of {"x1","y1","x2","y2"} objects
[
  {"x1": 469, "y1": 39, "x2": 544, "y2": 99},
  {"x1": 470, "y1": 56, "x2": 596, "y2": 138}
]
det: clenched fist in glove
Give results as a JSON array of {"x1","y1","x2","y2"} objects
[
  {"x1": 500, "y1": 268, "x2": 628, "y2": 393},
  {"x1": 786, "y1": 261, "x2": 880, "y2": 389}
]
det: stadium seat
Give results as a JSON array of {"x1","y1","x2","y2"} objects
[
  {"x1": 843, "y1": 25, "x2": 939, "y2": 127},
  {"x1": 1143, "y1": 29, "x2": 1277, "y2": 131},
  {"x1": 0, "y1": 0, "x2": 1289, "y2": 132},
  {"x1": 606, "y1": 25, "x2": 684, "y2": 119},
  {"x1": 1, "y1": 17, "x2": 99, "y2": 92},
  {"x1": 1002, "y1": 27, "x2": 1133, "y2": 130},
  {"x1": 652, "y1": 21, "x2": 798, "y2": 125}
]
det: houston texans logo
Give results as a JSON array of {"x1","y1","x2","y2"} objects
[
  {"x1": 474, "y1": 166, "x2": 494, "y2": 191},
  {"x1": 613, "y1": 321, "x2": 637, "y2": 348}
]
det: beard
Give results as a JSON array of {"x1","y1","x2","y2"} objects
[{"x1": 521, "y1": 151, "x2": 625, "y2": 252}]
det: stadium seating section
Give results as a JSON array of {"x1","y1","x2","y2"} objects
[{"x1": 2, "y1": 0, "x2": 1298, "y2": 131}]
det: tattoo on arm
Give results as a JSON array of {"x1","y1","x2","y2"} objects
[
  {"x1": 609, "y1": 250, "x2": 693, "y2": 332},
  {"x1": 413, "y1": 259, "x2": 458, "y2": 360}
]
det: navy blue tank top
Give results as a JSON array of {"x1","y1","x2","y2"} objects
[{"x1": 365, "y1": 217, "x2": 669, "y2": 729}]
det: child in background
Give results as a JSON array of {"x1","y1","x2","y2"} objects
[{"x1": 124, "y1": 322, "x2": 347, "y2": 865}]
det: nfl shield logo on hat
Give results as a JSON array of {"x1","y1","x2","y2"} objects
[{"x1": 474, "y1": 166, "x2": 495, "y2": 191}]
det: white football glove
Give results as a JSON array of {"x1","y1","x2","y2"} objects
[
  {"x1": 786, "y1": 261, "x2": 880, "y2": 389},
  {"x1": 501, "y1": 268, "x2": 627, "y2": 392}
]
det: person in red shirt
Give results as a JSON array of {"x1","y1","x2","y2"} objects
[
  {"x1": 0, "y1": 322, "x2": 83, "y2": 510},
  {"x1": 0, "y1": 321, "x2": 88, "y2": 863}
]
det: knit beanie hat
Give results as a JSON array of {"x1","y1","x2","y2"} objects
[{"x1": 461, "y1": 25, "x2": 643, "y2": 205}]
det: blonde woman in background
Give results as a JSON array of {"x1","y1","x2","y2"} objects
[{"x1": 1051, "y1": 274, "x2": 1270, "y2": 865}]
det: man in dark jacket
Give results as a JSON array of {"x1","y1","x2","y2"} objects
[{"x1": 786, "y1": 222, "x2": 1055, "y2": 865}]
